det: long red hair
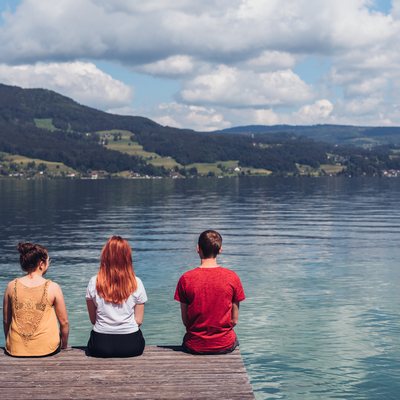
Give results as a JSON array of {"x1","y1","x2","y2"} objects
[{"x1": 96, "y1": 236, "x2": 137, "y2": 304}]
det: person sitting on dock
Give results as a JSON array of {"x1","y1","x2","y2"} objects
[
  {"x1": 3, "y1": 242, "x2": 69, "y2": 357},
  {"x1": 85, "y1": 235, "x2": 147, "y2": 357},
  {"x1": 174, "y1": 230, "x2": 245, "y2": 354}
]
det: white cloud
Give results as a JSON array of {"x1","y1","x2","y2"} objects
[
  {"x1": 92, "y1": 0, "x2": 238, "y2": 14},
  {"x1": 153, "y1": 102, "x2": 231, "y2": 131},
  {"x1": 0, "y1": 0, "x2": 399, "y2": 129},
  {"x1": 331, "y1": 47, "x2": 400, "y2": 79},
  {"x1": 345, "y1": 77, "x2": 387, "y2": 97},
  {"x1": 342, "y1": 97, "x2": 383, "y2": 116},
  {"x1": 136, "y1": 55, "x2": 195, "y2": 77},
  {"x1": 1, "y1": 0, "x2": 397, "y2": 65},
  {"x1": 328, "y1": 1, "x2": 394, "y2": 48},
  {"x1": 0, "y1": 62, "x2": 133, "y2": 110},
  {"x1": 155, "y1": 114, "x2": 180, "y2": 128},
  {"x1": 245, "y1": 51, "x2": 297, "y2": 72},
  {"x1": 295, "y1": 99, "x2": 334, "y2": 123},
  {"x1": 180, "y1": 65, "x2": 313, "y2": 107},
  {"x1": 392, "y1": 0, "x2": 400, "y2": 18},
  {"x1": 253, "y1": 109, "x2": 280, "y2": 125}
]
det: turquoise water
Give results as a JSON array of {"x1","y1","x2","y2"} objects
[{"x1": 1, "y1": 177, "x2": 399, "y2": 399}]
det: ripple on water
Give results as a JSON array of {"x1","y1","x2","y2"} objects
[{"x1": 1, "y1": 178, "x2": 400, "y2": 399}]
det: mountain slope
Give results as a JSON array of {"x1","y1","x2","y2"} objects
[
  {"x1": 0, "y1": 84, "x2": 166, "y2": 176},
  {"x1": 216, "y1": 124, "x2": 400, "y2": 146},
  {"x1": 0, "y1": 83, "x2": 161, "y2": 132},
  {"x1": 1, "y1": 83, "x2": 400, "y2": 177}
]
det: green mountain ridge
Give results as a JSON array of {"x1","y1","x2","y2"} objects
[
  {"x1": 216, "y1": 124, "x2": 400, "y2": 146},
  {"x1": 1, "y1": 83, "x2": 400, "y2": 178}
]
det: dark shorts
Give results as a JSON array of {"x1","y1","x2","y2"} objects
[{"x1": 86, "y1": 329, "x2": 145, "y2": 358}]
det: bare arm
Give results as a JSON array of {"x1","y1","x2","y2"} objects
[
  {"x1": 3, "y1": 283, "x2": 12, "y2": 339},
  {"x1": 134, "y1": 303, "x2": 145, "y2": 326},
  {"x1": 180, "y1": 303, "x2": 189, "y2": 327},
  {"x1": 86, "y1": 299, "x2": 97, "y2": 325},
  {"x1": 231, "y1": 301, "x2": 240, "y2": 326},
  {"x1": 52, "y1": 283, "x2": 69, "y2": 349}
]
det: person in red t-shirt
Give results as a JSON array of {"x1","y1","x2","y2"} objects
[{"x1": 174, "y1": 230, "x2": 245, "y2": 354}]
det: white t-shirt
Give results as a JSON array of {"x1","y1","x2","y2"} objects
[{"x1": 85, "y1": 275, "x2": 147, "y2": 334}]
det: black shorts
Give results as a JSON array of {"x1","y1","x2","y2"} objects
[{"x1": 86, "y1": 329, "x2": 145, "y2": 358}]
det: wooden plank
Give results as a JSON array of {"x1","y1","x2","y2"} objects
[{"x1": 0, "y1": 346, "x2": 254, "y2": 399}]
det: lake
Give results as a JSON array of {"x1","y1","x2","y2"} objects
[{"x1": 0, "y1": 177, "x2": 399, "y2": 399}]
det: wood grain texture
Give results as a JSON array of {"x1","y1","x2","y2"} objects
[{"x1": 0, "y1": 346, "x2": 255, "y2": 399}]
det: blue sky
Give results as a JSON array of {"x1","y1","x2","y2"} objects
[{"x1": 0, "y1": 0, "x2": 399, "y2": 131}]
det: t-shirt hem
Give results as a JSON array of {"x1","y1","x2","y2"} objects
[
  {"x1": 5, "y1": 343, "x2": 61, "y2": 357},
  {"x1": 93, "y1": 327, "x2": 139, "y2": 335}
]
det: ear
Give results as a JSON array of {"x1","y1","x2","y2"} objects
[
  {"x1": 39, "y1": 259, "x2": 48, "y2": 270},
  {"x1": 219, "y1": 247, "x2": 223, "y2": 254}
]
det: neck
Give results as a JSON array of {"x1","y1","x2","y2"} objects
[
  {"x1": 199, "y1": 258, "x2": 219, "y2": 268},
  {"x1": 26, "y1": 270, "x2": 44, "y2": 279}
]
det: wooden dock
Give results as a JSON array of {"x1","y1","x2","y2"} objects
[{"x1": 0, "y1": 346, "x2": 255, "y2": 399}]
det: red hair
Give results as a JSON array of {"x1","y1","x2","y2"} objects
[{"x1": 96, "y1": 236, "x2": 137, "y2": 304}]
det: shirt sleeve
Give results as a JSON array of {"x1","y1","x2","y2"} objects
[
  {"x1": 85, "y1": 276, "x2": 96, "y2": 300},
  {"x1": 232, "y1": 273, "x2": 246, "y2": 303},
  {"x1": 133, "y1": 277, "x2": 148, "y2": 304},
  {"x1": 174, "y1": 275, "x2": 188, "y2": 303}
]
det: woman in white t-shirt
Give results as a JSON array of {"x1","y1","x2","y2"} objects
[{"x1": 85, "y1": 236, "x2": 147, "y2": 357}]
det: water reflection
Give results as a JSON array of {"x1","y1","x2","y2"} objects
[{"x1": 1, "y1": 177, "x2": 400, "y2": 399}]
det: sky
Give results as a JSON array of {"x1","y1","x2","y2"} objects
[{"x1": 0, "y1": 0, "x2": 399, "y2": 131}]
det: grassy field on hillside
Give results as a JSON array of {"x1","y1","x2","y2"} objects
[
  {"x1": 99, "y1": 130, "x2": 182, "y2": 170},
  {"x1": 1, "y1": 153, "x2": 77, "y2": 176},
  {"x1": 99, "y1": 130, "x2": 272, "y2": 176},
  {"x1": 185, "y1": 160, "x2": 271, "y2": 176},
  {"x1": 296, "y1": 163, "x2": 346, "y2": 176},
  {"x1": 34, "y1": 118, "x2": 58, "y2": 131}
]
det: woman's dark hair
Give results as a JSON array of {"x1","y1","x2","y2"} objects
[{"x1": 17, "y1": 242, "x2": 48, "y2": 273}]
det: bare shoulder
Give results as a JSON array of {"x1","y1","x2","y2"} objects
[
  {"x1": 6, "y1": 278, "x2": 17, "y2": 291},
  {"x1": 7, "y1": 279, "x2": 15, "y2": 288},
  {"x1": 48, "y1": 281, "x2": 63, "y2": 296},
  {"x1": 2, "y1": 280, "x2": 15, "y2": 301},
  {"x1": 5, "y1": 279, "x2": 17, "y2": 292}
]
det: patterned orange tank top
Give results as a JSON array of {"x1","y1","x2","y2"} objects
[{"x1": 6, "y1": 279, "x2": 60, "y2": 357}]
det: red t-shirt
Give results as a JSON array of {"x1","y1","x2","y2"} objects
[{"x1": 174, "y1": 266, "x2": 245, "y2": 353}]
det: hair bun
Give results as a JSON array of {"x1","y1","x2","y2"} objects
[{"x1": 17, "y1": 242, "x2": 35, "y2": 254}]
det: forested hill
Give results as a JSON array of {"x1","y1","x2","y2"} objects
[
  {"x1": 1, "y1": 83, "x2": 400, "y2": 178},
  {"x1": 216, "y1": 124, "x2": 400, "y2": 146},
  {"x1": 0, "y1": 83, "x2": 161, "y2": 132}
]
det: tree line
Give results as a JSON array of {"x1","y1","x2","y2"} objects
[{"x1": 1, "y1": 83, "x2": 400, "y2": 177}]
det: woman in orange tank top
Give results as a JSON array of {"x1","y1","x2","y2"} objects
[{"x1": 3, "y1": 242, "x2": 69, "y2": 357}]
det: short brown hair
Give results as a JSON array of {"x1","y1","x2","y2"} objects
[
  {"x1": 17, "y1": 242, "x2": 48, "y2": 273},
  {"x1": 198, "y1": 230, "x2": 222, "y2": 258}
]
